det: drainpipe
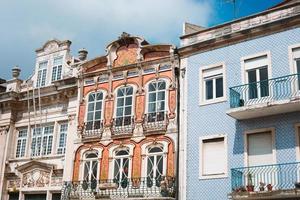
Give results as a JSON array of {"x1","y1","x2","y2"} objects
[{"x1": 174, "y1": 50, "x2": 180, "y2": 200}]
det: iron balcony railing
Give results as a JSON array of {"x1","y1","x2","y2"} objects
[
  {"x1": 143, "y1": 112, "x2": 168, "y2": 133},
  {"x1": 231, "y1": 162, "x2": 300, "y2": 193},
  {"x1": 229, "y1": 74, "x2": 300, "y2": 108},
  {"x1": 111, "y1": 116, "x2": 135, "y2": 136},
  {"x1": 61, "y1": 177, "x2": 176, "y2": 200},
  {"x1": 82, "y1": 120, "x2": 104, "y2": 138}
]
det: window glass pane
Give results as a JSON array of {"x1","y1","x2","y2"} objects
[
  {"x1": 147, "y1": 156, "x2": 154, "y2": 178},
  {"x1": 149, "y1": 83, "x2": 156, "y2": 92},
  {"x1": 248, "y1": 70, "x2": 257, "y2": 83},
  {"x1": 123, "y1": 158, "x2": 129, "y2": 179},
  {"x1": 88, "y1": 103, "x2": 94, "y2": 112},
  {"x1": 149, "y1": 146, "x2": 163, "y2": 153},
  {"x1": 158, "y1": 81, "x2": 166, "y2": 90},
  {"x1": 148, "y1": 103, "x2": 156, "y2": 112},
  {"x1": 114, "y1": 159, "x2": 121, "y2": 180},
  {"x1": 248, "y1": 70, "x2": 258, "y2": 99},
  {"x1": 117, "y1": 89, "x2": 124, "y2": 97},
  {"x1": 88, "y1": 93, "x2": 95, "y2": 102},
  {"x1": 125, "y1": 107, "x2": 131, "y2": 115},
  {"x1": 157, "y1": 101, "x2": 165, "y2": 111},
  {"x1": 116, "y1": 149, "x2": 129, "y2": 156},
  {"x1": 157, "y1": 155, "x2": 163, "y2": 176},
  {"x1": 116, "y1": 108, "x2": 123, "y2": 117},
  {"x1": 87, "y1": 113, "x2": 93, "y2": 121},
  {"x1": 53, "y1": 57, "x2": 63, "y2": 65},
  {"x1": 157, "y1": 91, "x2": 165, "y2": 101},
  {"x1": 95, "y1": 102, "x2": 102, "y2": 110},
  {"x1": 126, "y1": 87, "x2": 133, "y2": 95},
  {"x1": 86, "y1": 153, "x2": 98, "y2": 158},
  {"x1": 95, "y1": 111, "x2": 101, "y2": 120},
  {"x1": 52, "y1": 66, "x2": 57, "y2": 81},
  {"x1": 205, "y1": 79, "x2": 213, "y2": 100},
  {"x1": 96, "y1": 92, "x2": 103, "y2": 100},
  {"x1": 149, "y1": 93, "x2": 156, "y2": 102},
  {"x1": 216, "y1": 77, "x2": 223, "y2": 98},
  {"x1": 125, "y1": 97, "x2": 132, "y2": 106},
  {"x1": 297, "y1": 60, "x2": 300, "y2": 74},
  {"x1": 259, "y1": 67, "x2": 269, "y2": 97},
  {"x1": 84, "y1": 162, "x2": 90, "y2": 181},
  {"x1": 117, "y1": 98, "x2": 124, "y2": 107}
]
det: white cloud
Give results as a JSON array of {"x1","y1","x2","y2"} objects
[{"x1": 0, "y1": 0, "x2": 212, "y2": 79}]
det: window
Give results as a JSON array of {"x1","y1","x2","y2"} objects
[
  {"x1": 199, "y1": 64, "x2": 226, "y2": 105},
  {"x1": 113, "y1": 148, "x2": 130, "y2": 184},
  {"x1": 291, "y1": 47, "x2": 300, "y2": 90},
  {"x1": 146, "y1": 145, "x2": 165, "y2": 187},
  {"x1": 31, "y1": 125, "x2": 54, "y2": 157},
  {"x1": 16, "y1": 129, "x2": 27, "y2": 158},
  {"x1": 86, "y1": 92, "x2": 104, "y2": 130},
  {"x1": 244, "y1": 55, "x2": 269, "y2": 99},
  {"x1": 51, "y1": 57, "x2": 63, "y2": 82},
  {"x1": 57, "y1": 123, "x2": 68, "y2": 154},
  {"x1": 115, "y1": 86, "x2": 133, "y2": 126},
  {"x1": 83, "y1": 152, "x2": 99, "y2": 182},
  {"x1": 199, "y1": 135, "x2": 227, "y2": 179},
  {"x1": 147, "y1": 80, "x2": 166, "y2": 122},
  {"x1": 36, "y1": 61, "x2": 48, "y2": 87},
  {"x1": 247, "y1": 131, "x2": 274, "y2": 166}
]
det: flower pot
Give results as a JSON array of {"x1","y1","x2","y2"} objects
[
  {"x1": 247, "y1": 185, "x2": 254, "y2": 192},
  {"x1": 267, "y1": 184, "x2": 273, "y2": 191}
]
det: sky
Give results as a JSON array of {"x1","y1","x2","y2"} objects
[{"x1": 0, "y1": 0, "x2": 282, "y2": 80}]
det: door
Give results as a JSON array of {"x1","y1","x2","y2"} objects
[
  {"x1": 25, "y1": 194, "x2": 46, "y2": 200},
  {"x1": 9, "y1": 193, "x2": 19, "y2": 200},
  {"x1": 247, "y1": 67, "x2": 269, "y2": 101},
  {"x1": 52, "y1": 193, "x2": 61, "y2": 200}
]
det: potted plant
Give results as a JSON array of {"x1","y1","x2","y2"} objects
[
  {"x1": 259, "y1": 182, "x2": 265, "y2": 191},
  {"x1": 246, "y1": 174, "x2": 254, "y2": 192},
  {"x1": 267, "y1": 184, "x2": 273, "y2": 191}
]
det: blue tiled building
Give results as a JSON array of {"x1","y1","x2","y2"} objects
[{"x1": 178, "y1": 0, "x2": 300, "y2": 199}]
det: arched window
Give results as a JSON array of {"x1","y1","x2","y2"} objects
[
  {"x1": 146, "y1": 145, "x2": 164, "y2": 183},
  {"x1": 113, "y1": 148, "x2": 130, "y2": 184},
  {"x1": 115, "y1": 86, "x2": 133, "y2": 126},
  {"x1": 86, "y1": 91, "x2": 104, "y2": 130},
  {"x1": 147, "y1": 80, "x2": 166, "y2": 122},
  {"x1": 82, "y1": 152, "x2": 99, "y2": 182}
]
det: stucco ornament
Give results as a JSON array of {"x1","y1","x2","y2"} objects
[{"x1": 23, "y1": 170, "x2": 50, "y2": 188}]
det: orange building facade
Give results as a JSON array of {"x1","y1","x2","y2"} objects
[{"x1": 62, "y1": 33, "x2": 179, "y2": 199}]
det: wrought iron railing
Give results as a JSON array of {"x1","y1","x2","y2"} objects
[
  {"x1": 61, "y1": 177, "x2": 176, "y2": 199},
  {"x1": 82, "y1": 121, "x2": 103, "y2": 138},
  {"x1": 229, "y1": 74, "x2": 300, "y2": 108},
  {"x1": 111, "y1": 116, "x2": 134, "y2": 136},
  {"x1": 143, "y1": 112, "x2": 168, "y2": 133},
  {"x1": 231, "y1": 162, "x2": 300, "y2": 193}
]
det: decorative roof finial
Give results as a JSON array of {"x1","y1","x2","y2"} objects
[{"x1": 119, "y1": 32, "x2": 130, "y2": 39}]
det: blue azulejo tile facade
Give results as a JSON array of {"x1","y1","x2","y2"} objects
[{"x1": 184, "y1": 27, "x2": 300, "y2": 200}]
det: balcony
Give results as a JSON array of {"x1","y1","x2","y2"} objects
[
  {"x1": 111, "y1": 116, "x2": 134, "y2": 137},
  {"x1": 230, "y1": 162, "x2": 300, "y2": 199},
  {"x1": 143, "y1": 112, "x2": 168, "y2": 134},
  {"x1": 227, "y1": 74, "x2": 300, "y2": 120},
  {"x1": 81, "y1": 121, "x2": 103, "y2": 139},
  {"x1": 61, "y1": 177, "x2": 176, "y2": 200}
]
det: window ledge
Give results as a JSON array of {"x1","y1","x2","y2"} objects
[
  {"x1": 9, "y1": 154, "x2": 65, "y2": 162},
  {"x1": 199, "y1": 98, "x2": 227, "y2": 106},
  {"x1": 199, "y1": 174, "x2": 228, "y2": 180}
]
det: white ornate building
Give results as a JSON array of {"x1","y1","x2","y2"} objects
[{"x1": 0, "y1": 39, "x2": 82, "y2": 200}]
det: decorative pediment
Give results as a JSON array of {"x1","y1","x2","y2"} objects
[
  {"x1": 15, "y1": 160, "x2": 54, "y2": 173},
  {"x1": 35, "y1": 39, "x2": 71, "y2": 54}
]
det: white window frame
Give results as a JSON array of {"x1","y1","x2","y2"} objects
[
  {"x1": 57, "y1": 123, "x2": 68, "y2": 155},
  {"x1": 145, "y1": 78, "x2": 169, "y2": 115},
  {"x1": 79, "y1": 148, "x2": 102, "y2": 181},
  {"x1": 199, "y1": 134, "x2": 228, "y2": 179},
  {"x1": 31, "y1": 125, "x2": 54, "y2": 157},
  {"x1": 294, "y1": 123, "x2": 300, "y2": 162},
  {"x1": 36, "y1": 61, "x2": 48, "y2": 87},
  {"x1": 288, "y1": 43, "x2": 300, "y2": 74},
  {"x1": 241, "y1": 51, "x2": 272, "y2": 84},
  {"x1": 244, "y1": 127, "x2": 276, "y2": 167},
  {"x1": 113, "y1": 85, "x2": 136, "y2": 125},
  {"x1": 141, "y1": 141, "x2": 168, "y2": 178},
  {"x1": 15, "y1": 128, "x2": 28, "y2": 158},
  {"x1": 85, "y1": 91, "x2": 105, "y2": 129},
  {"x1": 51, "y1": 56, "x2": 63, "y2": 82},
  {"x1": 109, "y1": 144, "x2": 134, "y2": 180},
  {"x1": 199, "y1": 62, "x2": 227, "y2": 106}
]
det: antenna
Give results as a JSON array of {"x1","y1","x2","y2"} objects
[{"x1": 224, "y1": 0, "x2": 238, "y2": 19}]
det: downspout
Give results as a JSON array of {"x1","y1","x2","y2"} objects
[{"x1": 174, "y1": 50, "x2": 180, "y2": 200}]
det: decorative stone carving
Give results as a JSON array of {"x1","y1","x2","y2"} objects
[
  {"x1": 168, "y1": 89, "x2": 176, "y2": 119},
  {"x1": 0, "y1": 126, "x2": 9, "y2": 135},
  {"x1": 7, "y1": 179, "x2": 21, "y2": 190},
  {"x1": 23, "y1": 169, "x2": 50, "y2": 188},
  {"x1": 44, "y1": 41, "x2": 59, "y2": 53}
]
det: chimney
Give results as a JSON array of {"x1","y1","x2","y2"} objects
[{"x1": 78, "y1": 48, "x2": 88, "y2": 61}]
